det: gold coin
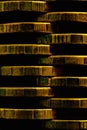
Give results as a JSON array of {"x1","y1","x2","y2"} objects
[
  {"x1": 0, "y1": 108, "x2": 53, "y2": 119},
  {"x1": 51, "y1": 77, "x2": 87, "y2": 87},
  {"x1": 0, "y1": 87, "x2": 53, "y2": 97},
  {"x1": 37, "y1": 33, "x2": 87, "y2": 44},
  {"x1": 41, "y1": 98, "x2": 87, "y2": 108},
  {"x1": 0, "y1": 22, "x2": 52, "y2": 33},
  {"x1": 0, "y1": 44, "x2": 51, "y2": 55},
  {"x1": 39, "y1": 55, "x2": 87, "y2": 65},
  {"x1": 37, "y1": 12, "x2": 87, "y2": 22},
  {"x1": 0, "y1": 1, "x2": 48, "y2": 12},
  {"x1": 0, "y1": 66, "x2": 57, "y2": 76},
  {"x1": 45, "y1": 120, "x2": 87, "y2": 129},
  {"x1": 37, "y1": 77, "x2": 87, "y2": 87}
]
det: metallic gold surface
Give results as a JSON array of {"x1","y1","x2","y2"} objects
[
  {"x1": 0, "y1": 22, "x2": 52, "y2": 33},
  {"x1": 41, "y1": 98, "x2": 87, "y2": 108},
  {"x1": 0, "y1": 44, "x2": 51, "y2": 55},
  {"x1": 51, "y1": 77, "x2": 87, "y2": 87},
  {"x1": 1, "y1": 0, "x2": 87, "y2": 125},
  {"x1": 37, "y1": 33, "x2": 87, "y2": 44},
  {"x1": 45, "y1": 120, "x2": 87, "y2": 129},
  {"x1": 1, "y1": 66, "x2": 87, "y2": 76},
  {"x1": 0, "y1": 108, "x2": 53, "y2": 119},
  {"x1": 0, "y1": 1, "x2": 48, "y2": 12},
  {"x1": 39, "y1": 55, "x2": 87, "y2": 65},
  {"x1": 37, "y1": 12, "x2": 87, "y2": 22},
  {"x1": 0, "y1": 66, "x2": 57, "y2": 76},
  {"x1": 36, "y1": 76, "x2": 87, "y2": 87},
  {"x1": 0, "y1": 87, "x2": 53, "y2": 97}
]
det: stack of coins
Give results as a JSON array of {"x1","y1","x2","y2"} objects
[
  {"x1": 1, "y1": 0, "x2": 87, "y2": 130},
  {"x1": 0, "y1": 0, "x2": 54, "y2": 129},
  {"x1": 36, "y1": 0, "x2": 87, "y2": 129}
]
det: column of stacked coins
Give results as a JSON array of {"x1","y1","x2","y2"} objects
[
  {"x1": 0, "y1": 0, "x2": 54, "y2": 129},
  {"x1": 1, "y1": 0, "x2": 87, "y2": 129},
  {"x1": 36, "y1": 0, "x2": 87, "y2": 129}
]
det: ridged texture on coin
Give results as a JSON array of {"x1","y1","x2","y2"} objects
[
  {"x1": 1, "y1": 66, "x2": 87, "y2": 76},
  {"x1": 44, "y1": 120, "x2": 87, "y2": 129},
  {"x1": 36, "y1": 77, "x2": 87, "y2": 87},
  {"x1": 41, "y1": 98, "x2": 87, "y2": 108},
  {"x1": 37, "y1": 34, "x2": 87, "y2": 44},
  {"x1": 3, "y1": 66, "x2": 87, "y2": 76},
  {"x1": 0, "y1": 1, "x2": 48, "y2": 12},
  {"x1": 37, "y1": 12, "x2": 87, "y2": 22},
  {"x1": 50, "y1": 77, "x2": 87, "y2": 87},
  {"x1": 0, "y1": 22, "x2": 52, "y2": 33},
  {"x1": 0, "y1": 66, "x2": 58, "y2": 76},
  {"x1": 0, "y1": 44, "x2": 51, "y2": 55},
  {"x1": 0, "y1": 108, "x2": 53, "y2": 119},
  {"x1": 0, "y1": 87, "x2": 53, "y2": 97},
  {"x1": 1, "y1": 0, "x2": 87, "y2": 127},
  {"x1": 39, "y1": 55, "x2": 87, "y2": 65}
]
